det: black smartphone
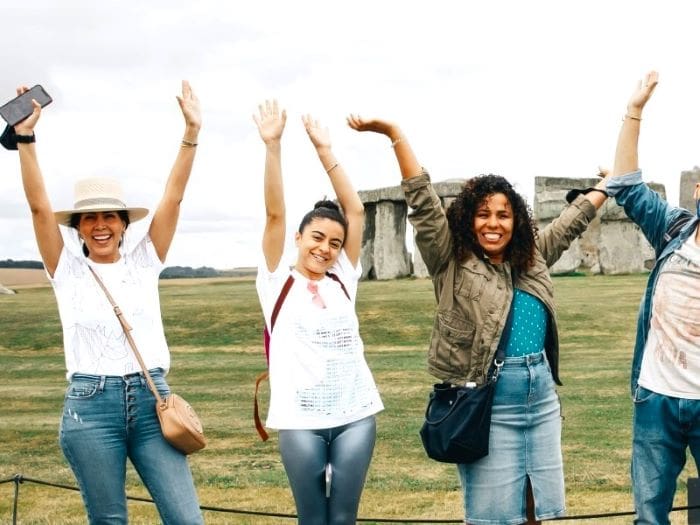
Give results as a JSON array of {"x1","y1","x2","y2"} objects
[{"x1": 0, "y1": 85, "x2": 52, "y2": 126}]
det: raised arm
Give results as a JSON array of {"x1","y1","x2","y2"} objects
[
  {"x1": 149, "y1": 80, "x2": 201, "y2": 262},
  {"x1": 612, "y1": 71, "x2": 658, "y2": 178},
  {"x1": 346, "y1": 116, "x2": 421, "y2": 180},
  {"x1": 302, "y1": 115, "x2": 363, "y2": 266},
  {"x1": 14, "y1": 86, "x2": 63, "y2": 277},
  {"x1": 348, "y1": 116, "x2": 454, "y2": 275},
  {"x1": 254, "y1": 100, "x2": 287, "y2": 272}
]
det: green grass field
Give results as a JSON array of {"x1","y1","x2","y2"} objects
[{"x1": 0, "y1": 274, "x2": 696, "y2": 524}]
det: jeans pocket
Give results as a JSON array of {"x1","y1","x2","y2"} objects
[
  {"x1": 633, "y1": 385, "x2": 655, "y2": 404},
  {"x1": 65, "y1": 378, "x2": 100, "y2": 399}
]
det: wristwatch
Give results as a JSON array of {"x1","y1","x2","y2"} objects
[{"x1": 15, "y1": 133, "x2": 35, "y2": 144}]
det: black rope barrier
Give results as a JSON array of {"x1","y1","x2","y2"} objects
[{"x1": 3, "y1": 473, "x2": 700, "y2": 523}]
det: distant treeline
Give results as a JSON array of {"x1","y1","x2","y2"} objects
[
  {"x1": 0, "y1": 260, "x2": 256, "y2": 279},
  {"x1": 0, "y1": 259, "x2": 44, "y2": 269}
]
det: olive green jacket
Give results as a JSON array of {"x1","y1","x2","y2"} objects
[{"x1": 402, "y1": 170, "x2": 597, "y2": 386}]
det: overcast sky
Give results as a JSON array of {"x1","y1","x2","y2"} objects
[{"x1": 2, "y1": 1, "x2": 699, "y2": 269}]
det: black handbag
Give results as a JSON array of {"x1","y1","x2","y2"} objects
[{"x1": 419, "y1": 287, "x2": 514, "y2": 464}]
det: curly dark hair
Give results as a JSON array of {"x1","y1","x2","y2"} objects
[
  {"x1": 445, "y1": 174, "x2": 537, "y2": 272},
  {"x1": 298, "y1": 199, "x2": 348, "y2": 244}
]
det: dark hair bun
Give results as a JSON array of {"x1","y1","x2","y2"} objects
[{"x1": 313, "y1": 199, "x2": 340, "y2": 212}]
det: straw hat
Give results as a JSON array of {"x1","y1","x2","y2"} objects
[{"x1": 54, "y1": 177, "x2": 149, "y2": 226}]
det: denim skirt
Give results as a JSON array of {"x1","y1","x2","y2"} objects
[{"x1": 457, "y1": 351, "x2": 565, "y2": 525}]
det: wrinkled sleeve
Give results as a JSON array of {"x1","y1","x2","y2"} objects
[
  {"x1": 608, "y1": 170, "x2": 680, "y2": 251},
  {"x1": 537, "y1": 194, "x2": 597, "y2": 268},
  {"x1": 401, "y1": 169, "x2": 453, "y2": 276}
]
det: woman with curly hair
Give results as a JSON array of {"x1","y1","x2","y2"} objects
[{"x1": 348, "y1": 116, "x2": 609, "y2": 525}]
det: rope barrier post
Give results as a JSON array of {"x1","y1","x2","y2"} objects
[
  {"x1": 12, "y1": 474, "x2": 22, "y2": 525},
  {"x1": 689, "y1": 477, "x2": 700, "y2": 525}
]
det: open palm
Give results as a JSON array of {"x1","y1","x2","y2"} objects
[{"x1": 254, "y1": 99, "x2": 286, "y2": 143}]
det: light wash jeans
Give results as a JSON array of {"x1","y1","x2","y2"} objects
[
  {"x1": 632, "y1": 385, "x2": 700, "y2": 525},
  {"x1": 59, "y1": 370, "x2": 203, "y2": 525},
  {"x1": 278, "y1": 415, "x2": 376, "y2": 525},
  {"x1": 458, "y1": 351, "x2": 565, "y2": 525}
]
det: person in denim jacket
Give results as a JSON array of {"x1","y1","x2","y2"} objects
[
  {"x1": 348, "y1": 116, "x2": 610, "y2": 525},
  {"x1": 605, "y1": 71, "x2": 700, "y2": 525}
]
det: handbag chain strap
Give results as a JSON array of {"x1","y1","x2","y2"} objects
[{"x1": 88, "y1": 265, "x2": 165, "y2": 407}]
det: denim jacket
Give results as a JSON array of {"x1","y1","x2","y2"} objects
[
  {"x1": 401, "y1": 170, "x2": 597, "y2": 386},
  {"x1": 607, "y1": 170, "x2": 700, "y2": 394}
]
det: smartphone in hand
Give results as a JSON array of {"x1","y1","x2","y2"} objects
[{"x1": 0, "y1": 85, "x2": 52, "y2": 126}]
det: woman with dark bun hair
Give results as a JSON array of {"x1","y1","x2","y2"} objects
[
  {"x1": 348, "y1": 115, "x2": 611, "y2": 525},
  {"x1": 253, "y1": 100, "x2": 383, "y2": 525}
]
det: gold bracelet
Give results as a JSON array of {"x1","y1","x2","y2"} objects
[
  {"x1": 390, "y1": 137, "x2": 403, "y2": 148},
  {"x1": 181, "y1": 139, "x2": 198, "y2": 147},
  {"x1": 623, "y1": 114, "x2": 642, "y2": 122},
  {"x1": 326, "y1": 162, "x2": 339, "y2": 174}
]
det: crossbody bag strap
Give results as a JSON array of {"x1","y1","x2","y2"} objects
[
  {"x1": 87, "y1": 266, "x2": 165, "y2": 406},
  {"x1": 490, "y1": 272, "x2": 516, "y2": 382}
]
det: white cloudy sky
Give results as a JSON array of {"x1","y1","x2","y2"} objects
[{"x1": 1, "y1": 0, "x2": 699, "y2": 269}]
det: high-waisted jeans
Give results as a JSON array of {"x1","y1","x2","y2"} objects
[
  {"x1": 457, "y1": 351, "x2": 565, "y2": 525},
  {"x1": 59, "y1": 370, "x2": 203, "y2": 525},
  {"x1": 278, "y1": 415, "x2": 376, "y2": 525}
]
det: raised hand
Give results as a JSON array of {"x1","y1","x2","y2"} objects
[
  {"x1": 627, "y1": 71, "x2": 658, "y2": 116},
  {"x1": 253, "y1": 99, "x2": 286, "y2": 144},
  {"x1": 13, "y1": 86, "x2": 42, "y2": 136},
  {"x1": 302, "y1": 114, "x2": 331, "y2": 151},
  {"x1": 176, "y1": 80, "x2": 201, "y2": 131},
  {"x1": 346, "y1": 114, "x2": 396, "y2": 137}
]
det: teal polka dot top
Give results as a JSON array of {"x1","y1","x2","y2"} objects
[{"x1": 504, "y1": 288, "x2": 548, "y2": 357}]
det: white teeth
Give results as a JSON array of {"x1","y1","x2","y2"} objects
[
  {"x1": 93, "y1": 235, "x2": 110, "y2": 241},
  {"x1": 484, "y1": 234, "x2": 501, "y2": 241}
]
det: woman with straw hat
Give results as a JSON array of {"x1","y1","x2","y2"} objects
[{"x1": 13, "y1": 81, "x2": 204, "y2": 524}]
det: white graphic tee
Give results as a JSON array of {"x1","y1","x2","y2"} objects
[
  {"x1": 640, "y1": 233, "x2": 700, "y2": 398},
  {"x1": 49, "y1": 230, "x2": 169, "y2": 379},
  {"x1": 257, "y1": 250, "x2": 383, "y2": 429}
]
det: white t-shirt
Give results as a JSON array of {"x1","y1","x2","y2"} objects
[
  {"x1": 49, "y1": 228, "x2": 170, "y2": 380},
  {"x1": 256, "y1": 250, "x2": 383, "y2": 429},
  {"x1": 640, "y1": 234, "x2": 700, "y2": 398}
]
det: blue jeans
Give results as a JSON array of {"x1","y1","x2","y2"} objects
[
  {"x1": 59, "y1": 370, "x2": 203, "y2": 525},
  {"x1": 278, "y1": 415, "x2": 376, "y2": 525},
  {"x1": 457, "y1": 351, "x2": 565, "y2": 525},
  {"x1": 632, "y1": 385, "x2": 700, "y2": 525}
]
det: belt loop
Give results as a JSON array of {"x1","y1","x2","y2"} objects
[{"x1": 98, "y1": 375, "x2": 106, "y2": 392}]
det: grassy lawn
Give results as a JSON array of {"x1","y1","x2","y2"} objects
[{"x1": 0, "y1": 274, "x2": 696, "y2": 524}]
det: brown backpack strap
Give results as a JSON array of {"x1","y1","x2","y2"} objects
[
  {"x1": 255, "y1": 274, "x2": 295, "y2": 441},
  {"x1": 271, "y1": 275, "x2": 295, "y2": 330},
  {"x1": 254, "y1": 371, "x2": 270, "y2": 441},
  {"x1": 326, "y1": 272, "x2": 350, "y2": 300}
]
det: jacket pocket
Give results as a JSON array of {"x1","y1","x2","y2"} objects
[
  {"x1": 430, "y1": 310, "x2": 477, "y2": 376},
  {"x1": 455, "y1": 264, "x2": 488, "y2": 300}
]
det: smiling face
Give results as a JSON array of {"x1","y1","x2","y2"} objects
[
  {"x1": 78, "y1": 211, "x2": 127, "y2": 263},
  {"x1": 472, "y1": 192, "x2": 514, "y2": 264},
  {"x1": 294, "y1": 217, "x2": 345, "y2": 280}
]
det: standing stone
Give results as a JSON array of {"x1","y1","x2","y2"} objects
[
  {"x1": 358, "y1": 186, "x2": 411, "y2": 280},
  {"x1": 680, "y1": 167, "x2": 700, "y2": 212},
  {"x1": 533, "y1": 176, "x2": 663, "y2": 275}
]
